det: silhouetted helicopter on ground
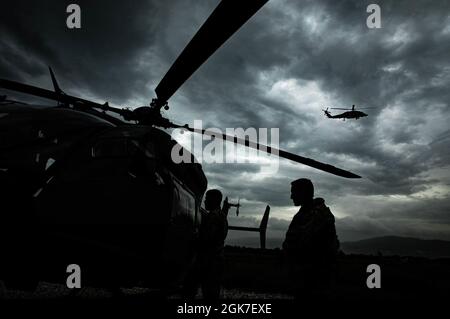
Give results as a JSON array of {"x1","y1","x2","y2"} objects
[
  {"x1": 323, "y1": 105, "x2": 375, "y2": 120},
  {"x1": 0, "y1": 0, "x2": 360, "y2": 294}
]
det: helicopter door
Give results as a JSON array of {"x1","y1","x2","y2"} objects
[
  {"x1": 162, "y1": 177, "x2": 197, "y2": 288},
  {"x1": 171, "y1": 179, "x2": 195, "y2": 224}
]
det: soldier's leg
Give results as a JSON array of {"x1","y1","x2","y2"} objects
[
  {"x1": 293, "y1": 264, "x2": 315, "y2": 299},
  {"x1": 201, "y1": 257, "x2": 223, "y2": 301},
  {"x1": 182, "y1": 261, "x2": 200, "y2": 299}
]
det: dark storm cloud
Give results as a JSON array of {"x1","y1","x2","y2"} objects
[
  {"x1": 1, "y1": 0, "x2": 449, "y2": 243},
  {"x1": 158, "y1": 0, "x2": 450, "y2": 203},
  {"x1": 0, "y1": 0, "x2": 160, "y2": 104}
]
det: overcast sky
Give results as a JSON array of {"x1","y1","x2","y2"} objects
[{"x1": 1, "y1": 0, "x2": 449, "y2": 247}]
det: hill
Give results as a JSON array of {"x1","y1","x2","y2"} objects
[{"x1": 341, "y1": 236, "x2": 450, "y2": 258}]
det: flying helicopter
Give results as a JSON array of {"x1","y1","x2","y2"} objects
[
  {"x1": 0, "y1": 0, "x2": 360, "y2": 294},
  {"x1": 323, "y1": 104, "x2": 375, "y2": 120}
]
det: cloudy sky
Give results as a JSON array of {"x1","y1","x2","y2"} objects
[{"x1": 1, "y1": 0, "x2": 449, "y2": 247}]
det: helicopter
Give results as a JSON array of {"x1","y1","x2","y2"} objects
[
  {"x1": 323, "y1": 104, "x2": 375, "y2": 120},
  {"x1": 0, "y1": 0, "x2": 360, "y2": 293}
]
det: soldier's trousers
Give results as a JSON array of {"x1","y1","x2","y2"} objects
[{"x1": 288, "y1": 262, "x2": 336, "y2": 299}]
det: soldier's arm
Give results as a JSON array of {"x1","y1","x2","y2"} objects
[
  {"x1": 312, "y1": 208, "x2": 339, "y2": 251},
  {"x1": 204, "y1": 213, "x2": 227, "y2": 245},
  {"x1": 283, "y1": 215, "x2": 303, "y2": 251}
]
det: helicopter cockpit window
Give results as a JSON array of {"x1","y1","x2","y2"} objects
[{"x1": 91, "y1": 138, "x2": 130, "y2": 158}]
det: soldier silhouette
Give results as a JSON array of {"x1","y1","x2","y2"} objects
[
  {"x1": 199, "y1": 189, "x2": 228, "y2": 300},
  {"x1": 183, "y1": 189, "x2": 228, "y2": 301},
  {"x1": 283, "y1": 178, "x2": 339, "y2": 299}
]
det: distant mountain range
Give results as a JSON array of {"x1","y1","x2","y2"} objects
[
  {"x1": 227, "y1": 235, "x2": 450, "y2": 258},
  {"x1": 341, "y1": 236, "x2": 450, "y2": 258}
]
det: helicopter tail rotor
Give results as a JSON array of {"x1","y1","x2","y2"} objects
[
  {"x1": 259, "y1": 205, "x2": 270, "y2": 249},
  {"x1": 322, "y1": 107, "x2": 332, "y2": 118},
  {"x1": 227, "y1": 205, "x2": 270, "y2": 249}
]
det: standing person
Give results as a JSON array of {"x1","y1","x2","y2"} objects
[
  {"x1": 183, "y1": 189, "x2": 228, "y2": 301},
  {"x1": 199, "y1": 189, "x2": 228, "y2": 301},
  {"x1": 283, "y1": 178, "x2": 339, "y2": 299}
]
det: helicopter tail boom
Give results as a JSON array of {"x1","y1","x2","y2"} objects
[{"x1": 228, "y1": 205, "x2": 270, "y2": 249}]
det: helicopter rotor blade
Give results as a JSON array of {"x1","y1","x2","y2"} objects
[
  {"x1": 331, "y1": 107, "x2": 377, "y2": 110},
  {"x1": 154, "y1": 0, "x2": 268, "y2": 106},
  {"x1": 0, "y1": 78, "x2": 97, "y2": 107},
  {"x1": 174, "y1": 124, "x2": 361, "y2": 179},
  {"x1": 0, "y1": 78, "x2": 132, "y2": 118}
]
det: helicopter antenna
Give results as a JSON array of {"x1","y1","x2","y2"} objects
[
  {"x1": 48, "y1": 66, "x2": 64, "y2": 95},
  {"x1": 48, "y1": 66, "x2": 66, "y2": 107}
]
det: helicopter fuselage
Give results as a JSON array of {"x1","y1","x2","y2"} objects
[
  {"x1": 325, "y1": 110, "x2": 368, "y2": 120},
  {"x1": 0, "y1": 103, "x2": 206, "y2": 290}
]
